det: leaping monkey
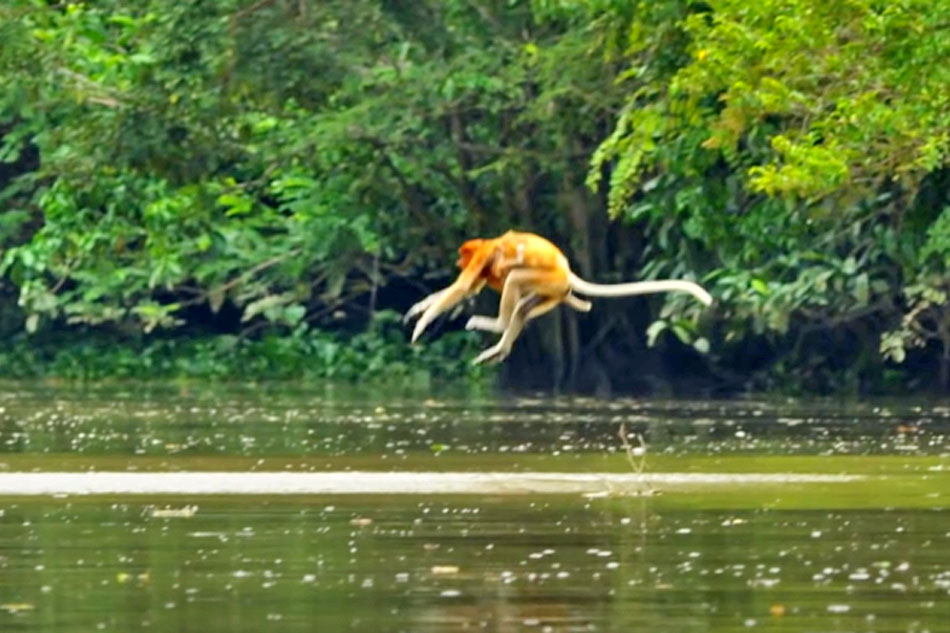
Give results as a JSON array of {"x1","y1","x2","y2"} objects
[{"x1": 405, "y1": 231, "x2": 712, "y2": 364}]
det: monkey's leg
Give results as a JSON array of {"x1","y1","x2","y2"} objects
[
  {"x1": 464, "y1": 268, "x2": 566, "y2": 334},
  {"x1": 472, "y1": 295, "x2": 561, "y2": 365},
  {"x1": 464, "y1": 269, "x2": 526, "y2": 333},
  {"x1": 465, "y1": 291, "x2": 590, "y2": 332},
  {"x1": 465, "y1": 314, "x2": 510, "y2": 333}
]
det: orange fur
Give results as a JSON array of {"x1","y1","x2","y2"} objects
[
  {"x1": 455, "y1": 233, "x2": 566, "y2": 294},
  {"x1": 406, "y1": 230, "x2": 712, "y2": 364},
  {"x1": 456, "y1": 240, "x2": 503, "y2": 292}
]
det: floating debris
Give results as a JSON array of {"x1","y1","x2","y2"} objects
[
  {"x1": 150, "y1": 505, "x2": 198, "y2": 518},
  {"x1": 431, "y1": 566, "x2": 460, "y2": 575}
]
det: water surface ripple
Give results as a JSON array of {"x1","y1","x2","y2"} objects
[{"x1": 0, "y1": 383, "x2": 948, "y2": 632}]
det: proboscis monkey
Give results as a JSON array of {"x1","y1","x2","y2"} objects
[
  {"x1": 405, "y1": 231, "x2": 713, "y2": 364},
  {"x1": 403, "y1": 234, "x2": 593, "y2": 338}
]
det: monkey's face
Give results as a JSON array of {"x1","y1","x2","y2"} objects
[{"x1": 456, "y1": 239, "x2": 484, "y2": 269}]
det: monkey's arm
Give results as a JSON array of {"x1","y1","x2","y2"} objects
[
  {"x1": 406, "y1": 243, "x2": 496, "y2": 342},
  {"x1": 403, "y1": 278, "x2": 488, "y2": 325}
]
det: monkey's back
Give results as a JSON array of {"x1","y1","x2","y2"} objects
[
  {"x1": 489, "y1": 231, "x2": 572, "y2": 301},
  {"x1": 498, "y1": 231, "x2": 568, "y2": 272}
]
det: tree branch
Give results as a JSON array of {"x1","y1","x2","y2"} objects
[{"x1": 233, "y1": 0, "x2": 279, "y2": 21}]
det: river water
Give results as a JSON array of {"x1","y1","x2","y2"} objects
[{"x1": 0, "y1": 382, "x2": 948, "y2": 632}]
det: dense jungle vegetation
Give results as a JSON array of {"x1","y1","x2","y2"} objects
[{"x1": 2, "y1": 0, "x2": 950, "y2": 394}]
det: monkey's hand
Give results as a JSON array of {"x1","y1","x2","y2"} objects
[
  {"x1": 403, "y1": 300, "x2": 427, "y2": 324},
  {"x1": 403, "y1": 290, "x2": 445, "y2": 324}
]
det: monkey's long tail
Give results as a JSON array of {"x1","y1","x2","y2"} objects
[{"x1": 568, "y1": 273, "x2": 713, "y2": 306}]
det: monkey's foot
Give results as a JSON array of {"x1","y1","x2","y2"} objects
[
  {"x1": 564, "y1": 293, "x2": 592, "y2": 313},
  {"x1": 465, "y1": 316, "x2": 505, "y2": 333},
  {"x1": 472, "y1": 343, "x2": 510, "y2": 365}
]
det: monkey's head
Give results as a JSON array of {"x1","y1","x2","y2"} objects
[{"x1": 456, "y1": 239, "x2": 485, "y2": 269}]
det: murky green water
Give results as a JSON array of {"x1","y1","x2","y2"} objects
[{"x1": 1, "y1": 383, "x2": 949, "y2": 632}]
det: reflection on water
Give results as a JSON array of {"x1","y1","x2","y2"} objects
[
  {"x1": 0, "y1": 383, "x2": 948, "y2": 468},
  {"x1": 1, "y1": 496, "x2": 949, "y2": 632},
  {"x1": 0, "y1": 383, "x2": 948, "y2": 632}
]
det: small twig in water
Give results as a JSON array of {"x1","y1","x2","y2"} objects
[
  {"x1": 618, "y1": 423, "x2": 647, "y2": 474},
  {"x1": 618, "y1": 423, "x2": 655, "y2": 496},
  {"x1": 587, "y1": 424, "x2": 654, "y2": 498}
]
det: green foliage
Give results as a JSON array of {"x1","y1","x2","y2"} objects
[
  {"x1": 6, "y1": 0, "x2": 950, "y2": 391},
  {"x1": 0, "y1": 311, "x2": 489, "y2": 383},
  {"x1": 0, "y1": 0, "x2": 627, "y2": 332},
  {"x1": 1, "y1": 1, "x2": 391, "y2": 335},
  {"x1": 589, "y1": 0, "x2": 950, "y2": 390}
]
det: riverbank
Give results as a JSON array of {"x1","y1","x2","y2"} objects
[{"x1": 0, "y1": 326, "x2": 487, "y2": 384}]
